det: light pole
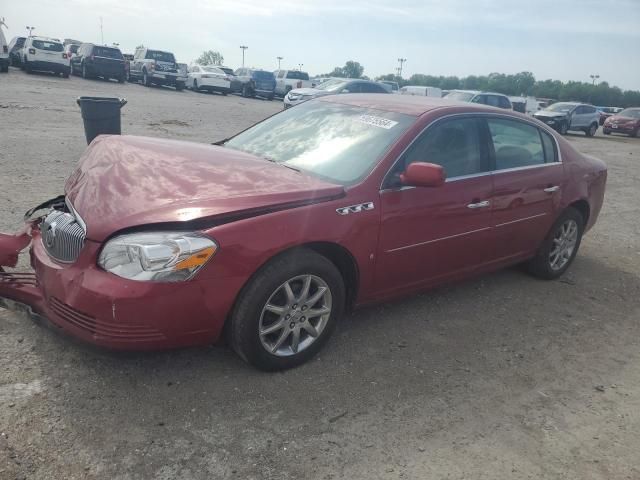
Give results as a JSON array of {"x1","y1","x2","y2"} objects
[
  {"x1": 277, "y1": 56, "x2": 283, "y2": 69},
  {"x1": 26, "y1": 26, "x2": 35, "y2": 37},
  {"x1": 240, "y1": 45, "x2": 248, "y2": 68},
  {"x1": 397, "y1": 58, "x2": 407, "y2": 78},
  {"x1": 298, "y1": 63, "x2": 303, "y2": 71},
  {"x1": 590, "y1": 74, "x2": 600, "y2": 85}
]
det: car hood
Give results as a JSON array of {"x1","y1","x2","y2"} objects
[
  {"x1": 535, "y1": 110, "x2": 569, "y2": 118},
  {"x1": 64, "y1": 135, "x2": 345, "y2": 241}
]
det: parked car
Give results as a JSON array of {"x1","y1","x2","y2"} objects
[
  {"x1": 399, "y1": 85, "x2": 442, "y2": 97},
  {"x1": 380, "y1": 81, "x2": 400, "y2": 93},
  {"x1": 8, "y1": 36, "x2": 25, "y2": 67},
  {"x1": 71, "y1": 43, "x2": 126, "y2": 82},
  {"x1": 284, "y1": 78, "x2": 389, "y2": 108},
  {"x1": 533, "y1": 102, "x2": 600, "y2": 136},
  {"x1": 230, "y1": 68, "x2": 276, "y2": 99},
  {"x1": 21, "y1": 36, "x2": 70, "y2": 77},
  {"x1": 602, "y1": 108, "x2": 640, "y2": 137},
  {"x1": 597, "y1": 106, "x2": 624, "y2": 126},
  {"x1": 0, "y1": 95, "x2": 607, "y2": 370},
  {"x1": 0, "y1": 24, "x2": 8, "y2": 73},
  {"x1": 274, "y1": 69, "x2": 313, "y2": 97},
  {"x1": 64, "y1": 43, "x2": 79, "y2": 63},
  {"x1": 444, "y1": 90, "x2": 512, "y2": 109},
  {"x1": 188, "y1": 64, "x2": 231, "y2": 94},
  {"x1": 128, "y1": 47, "x2": 187, "y2": 91}
]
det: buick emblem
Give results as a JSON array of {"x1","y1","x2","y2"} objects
[{"x1": 45, "y1": 221, "x2": 58, "y2": 248}]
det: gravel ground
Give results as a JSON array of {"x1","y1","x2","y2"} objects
[{"x1": 1, "y1": 69, "x2": 639, "y2": 480}]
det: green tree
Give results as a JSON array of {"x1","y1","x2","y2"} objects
[
  {"x1": 196, "y1": 50, "x2": 224, "y2": 66},
  {"x1": 342, "y1": 61, "x2": 364, "y2": 78}
]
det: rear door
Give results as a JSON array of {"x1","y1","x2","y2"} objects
[
  {"x1": 487, "y1": 116, "x2": 564, "y2": 260},
  {"x1": 571, "y1": 106, "x2": 587, "y2": 128},
  {"x1": 376, "y1": 117, "x2": 496, "y2": 294}
]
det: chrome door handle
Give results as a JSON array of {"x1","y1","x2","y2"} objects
[
  {"x1": 467, "y1": 200, "x2": 490, "y2": 209},
  {"x1": 544, "y1": 186, "x2": 560, "y2": 193}
]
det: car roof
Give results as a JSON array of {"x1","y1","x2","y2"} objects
[
  {"x1": 30, "y1": 36, "x2": 62, "y2": 42},
  {"x1": 450, "y1": 89, "x2": 509, "y2": 97},
  {"x1": 319, "y1": 93, "x2": 516, "y2": 116}
]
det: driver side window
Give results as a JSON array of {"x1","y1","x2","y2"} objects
[{"x1": 385, "y1": 118, "x2": 487, "y2": 188}]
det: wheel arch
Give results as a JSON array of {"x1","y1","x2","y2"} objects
[
  {"x1": 568, "y1": 199, "x2": 590, "y2": 226},
  {"x1": 225, "y1": 241, "x2": 360, "y2": 331}
]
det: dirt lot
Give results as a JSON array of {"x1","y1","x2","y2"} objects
[{"x1": 1, "y1": 70, "x2": 639, "y2": 480}]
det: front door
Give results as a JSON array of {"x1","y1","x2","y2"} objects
[
  {"x1": 376, "y1": 117, "x2": 496, "y2": 295},
  {"x1": 487, "y1": 117, "x2": 565, "y2": 260}
]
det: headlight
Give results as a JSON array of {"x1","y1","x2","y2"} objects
[{"x1": 98, "y1": 232, "x2": 217, "y2": 282}]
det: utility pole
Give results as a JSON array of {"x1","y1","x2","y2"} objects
[
  {"x1": 240, "y1": 45, "x2": 248, "y2": 68},
  {"x1": 277, "y1": 56, "x2": 283, "y2": 69},
  {"x1": 590, "y1": 74, "x2": 600, "y2": 85},
  {"x1": 397, "y1": 58, "x2": 407, "y2": 78},
  {"x1": 26, "y1": 26, "x2": 35, "y2": 37},
  {"x1": 298, "y1": 63, "x2": 303, "y2": 71},
  {"x1": 100, "y1": 17, "x2": 104, "y2": 44}
]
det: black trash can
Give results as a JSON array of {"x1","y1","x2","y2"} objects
[{"x1": 76, "y1": 97, "x2": 127, "y2": 144}]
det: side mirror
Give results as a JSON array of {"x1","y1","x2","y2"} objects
[{"x1": 400, "y1": 162, "x2": 445, "y2": 188}]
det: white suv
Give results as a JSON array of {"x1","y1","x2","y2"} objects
[{"x1": 22, "y1": 36, "x2": 70, "y2": 77}]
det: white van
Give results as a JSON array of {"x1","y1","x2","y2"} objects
[
  {"x1": 399, "y1": 85, "x2": 442, "y2": 97},
  {"x1": 0, "y1": 19, "x2": 9, "y2": 73}
]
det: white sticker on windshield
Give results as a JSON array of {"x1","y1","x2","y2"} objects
[{"x1": 357, "y1": 115, "x2": 398, "y2": 129}]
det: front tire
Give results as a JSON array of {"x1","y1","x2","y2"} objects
[
  {"x1": 559, "y1": 121, "x2": 569, "y2": 135},
  {"x1": 242, "y1": 84, "x2": 251, "y2": 98},
  {"x1": 526, "y1": 207, "x2": 584, "y2": 280},
  {"x1": 175, "y1": 81, "x2": 184, "y2": 91},
  {"x1": 228, "y1": 249, "x2": 345, "y2": 371}
]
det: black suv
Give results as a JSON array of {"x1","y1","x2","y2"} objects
[
  {"x1": 231, "y1": 68, "x2": 276, "y2": 99},
  {"x1": 71, "y1": 43, "x2": 126, "y2": 82},
  {"x1": 8, "y1": 36, "x2": 26, "y2": 67}
]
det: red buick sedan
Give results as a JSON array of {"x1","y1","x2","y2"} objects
[{"x1": 0, "y1": 95, "x2": 607, "y2": 370}]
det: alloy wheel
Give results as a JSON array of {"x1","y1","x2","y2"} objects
[
  {"x1": 549, "y1": 219, "x2": 578, "y2": 271},
  {"x1": 259, "y1": 275, "x2": 332, "y2": 357}
]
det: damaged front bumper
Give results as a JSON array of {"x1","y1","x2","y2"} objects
[{"x1": 0, "y1": 200, "x2": 234, "y2": 350}]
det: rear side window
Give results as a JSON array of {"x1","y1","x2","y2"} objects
[
  {"x1": 93, "y1": 47, "x2": 123, "y2": 59},
  {"x1": 498, "y1": 96, "x2": 511, "y2": 109},
  {"x1": 488, "y1": 118, "x2": 545, "y2": 170},
  {"x1": 394, "y1": 118, "x2": 486, "y2": 179},
  {"x1": 362, "y1": 83, "x2": 388, "y2": 93},
  {"x1": 32, "y1": 40, "x2": 63, "y2": 52},
  {"x1": 540, "y1": 130, "x2": 558, "y2": 163}
]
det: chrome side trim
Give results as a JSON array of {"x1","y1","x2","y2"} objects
[
  {"x1": 495, "y1": 213, "x2": 547, "y2": 228},
  {"x1": 386, "y1": 227, "x2": 491, "y2": 253},
  {"x1": 380, "y1": 111, "x2": 563, "y2": 191}
]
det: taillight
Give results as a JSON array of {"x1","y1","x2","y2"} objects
[{"x1": 28, "y1": 48, "x2": 36, "y2": 54}]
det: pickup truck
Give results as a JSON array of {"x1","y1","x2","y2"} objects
[
  {"x1": 128, "y1": 47, "x2": 187, "y2": 91},
  {"x1": 274, "y1": 69, "x2": 313, "y2": 97}
]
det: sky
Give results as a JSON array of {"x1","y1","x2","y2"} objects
[{"x1": 2, "y1": 0, "x2": 639, "y2": 90}]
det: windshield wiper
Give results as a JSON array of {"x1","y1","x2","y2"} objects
[
  {"x1": 211, "y1": 138, "x2": 229, "y2": 146},
  {"x1": 264, "y1": 157, "x2": 301, "y2": 173}
]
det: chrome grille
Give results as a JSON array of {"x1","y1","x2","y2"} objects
[{"x1": 41, "y1": 210, "x2": 86, "y2": 263}]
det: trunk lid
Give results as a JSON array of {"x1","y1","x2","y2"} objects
[{"x1": 65, "y1": 135, "x2": 345, "y2": 241}]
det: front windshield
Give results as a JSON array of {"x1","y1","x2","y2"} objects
[
  {"x1": 225, "y1": 101, "x2": 415, "y2": 185},
  {"x1": 546, "y1": 103, "x2": 575, "y2": 113},
  {"x1": 618, "y1": 109, "x2": 640, "y2": 119},
  {"x1": 316, "y1": 79, "x2": 348, "y2": 92},
  {"x1": 146, "y1": 50, "x2": 175, "y2": 63},
  {"x1": 445, "y1": 91, "x2": 475, "y2": 102}
]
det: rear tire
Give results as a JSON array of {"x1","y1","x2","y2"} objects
[
  {"x1": 228, "y1": 249, "x2": 345, "y2": 371},
  {"x1": 25, "y1": 60, "x2": 32, "y2": 74},
  {"x1": 118, "y1": 75, "x2": 125, "y2": 83},
  {"x1": 585, "y1": 122, "x2": 597, "y2": 137},
  {"x1": 526, "y1": 207, "x2": 584, "y2": 280},
  {"x1": 603, "y1": 129, "x2": 611, "y2": 135},
  {"x1": 242, "y1": 85, "x2": 251, "y2": 98},
  {"x1": 192, "y1": 79, "x2": 199, "y2": 91},
  {"x1": 175, "y1": 81, "x2": 185, "y2": 91},
  {"x1": 82, "y1": 63, "x2": 88, "y2": 79},
  {"x1": 62, "y1": 69, "x2": 70, "y2": 78}
]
